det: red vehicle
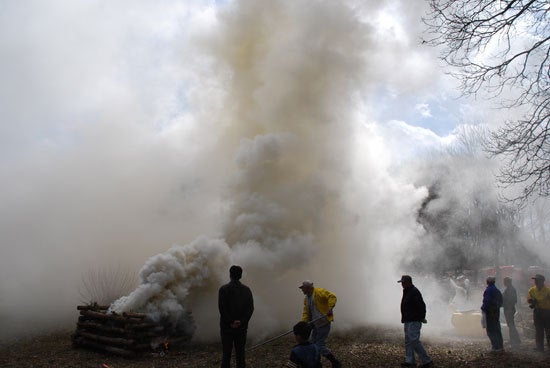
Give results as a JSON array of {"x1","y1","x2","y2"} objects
[{"x1": 478, "y1": 265, "x2": 526, "y2": 289}]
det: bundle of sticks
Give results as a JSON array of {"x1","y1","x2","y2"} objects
[{"x1": 72, "y1": 304, "x2": 190, "y2": 357}]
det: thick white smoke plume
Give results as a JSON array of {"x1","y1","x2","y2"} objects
[
  {"x1": 110, "y1": 236, "x2": 231, "y2": 336},
  {"x1": 109, "y1": 0, "x2": 430, "y2": 337},
  {"x1": 2, "y1": 0, "x2": 487, "y2": 341}
]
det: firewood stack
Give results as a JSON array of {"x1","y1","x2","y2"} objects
[{"x1": 72, "y1": 304, "x2": 191, "y2": 357}]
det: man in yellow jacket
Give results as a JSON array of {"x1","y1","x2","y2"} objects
[
  {"x1": 299, "y1": 280, "x2": 341, "y2": 368},
  {"x1": 527, "y1": 274, "x2": 550, "y2": 352}
]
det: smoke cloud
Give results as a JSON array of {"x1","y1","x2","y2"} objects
[
  {"x1": 107, "y1": 0, "x2": 431, "y2": 338},
  {"x1": 6, "y1": 0, "x2": 532, "y2": 342}
]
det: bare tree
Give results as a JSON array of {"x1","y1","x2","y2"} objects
[
  {"x1": 448, "y1": 124, "x2": 490, "y2": 157},
  {"x1": 522, "y1": 197, "x2": 550, "y2": 245},
  {"x1": 423, "y1": 0, "x2": 550, "y2": 203}
]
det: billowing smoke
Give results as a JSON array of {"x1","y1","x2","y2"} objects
[
  {"x1": 4, "y1": 0, "x2": 504, "y2": 341},
  {"x1": 108, "y1": 0, "x2": 429, "y2": 336},
  {"x1": 110, "y1": 236, "x2": 231, "y2": 337}
]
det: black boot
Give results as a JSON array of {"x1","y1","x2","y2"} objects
[{"x1": 324, "y1": 353, "x2": 342, "y2": 368}]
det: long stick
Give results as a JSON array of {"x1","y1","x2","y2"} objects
[{"x1": 246, "y1": 315, "x2": 328, "y2": 352}]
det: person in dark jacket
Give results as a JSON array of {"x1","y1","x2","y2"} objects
[
  {"x1": 218, "y1": 265, "x2": 254, "y2": 368},
  {"x1": 481, "y1": 276, "x2": 504, "y2": 352},
  {"x1": 398, "y1": 275, "x2": 433, "y2": 368},
  {"x1": 502, "y1": 277, "x2": 521, "y2": 347},
  {"x1": 285, "y1": 321, "x2": 322, "y2": 368}
]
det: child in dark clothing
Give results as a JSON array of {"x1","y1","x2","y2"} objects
[{"x1": 285, "y1": 321, "x2": 322, "y2": 368}]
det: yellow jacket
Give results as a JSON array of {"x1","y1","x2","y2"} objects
[
  {"x1": 528, "y1": 286, "x2": 550, "y2": 310},
  {"x1": 302, "y1": 287, "x2": 337, "y2": 322}
]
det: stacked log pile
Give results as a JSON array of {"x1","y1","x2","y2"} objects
[{"x1": 72, "y1": 304, "x2": 190, "y2": 357}]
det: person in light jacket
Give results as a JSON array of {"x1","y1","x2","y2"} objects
[
  {"x1": 527, "y1": 274, "x2": 550, "y2": 352},
  {"x1": 299, "y1": 280, "x2": 341, "y2": 368}
]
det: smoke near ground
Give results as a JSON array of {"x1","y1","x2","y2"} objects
[{"x1": 1, "y1": 0, "x2": 546, "y2": 342}]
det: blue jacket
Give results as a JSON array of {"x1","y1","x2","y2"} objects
[
  {"x1": 481, "y1": 284, "x2": 503, "y2": 314},
  {"x1": 287, "y1": 342, "x2": 321, "y2": 368}
]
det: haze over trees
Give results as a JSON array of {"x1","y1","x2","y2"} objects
[
  {"x1": 405, "y1": 126, "x2": 542, "y2": 275},
  {"x1": 423, "y1": 0, "x2": 550, "y2": 203}
]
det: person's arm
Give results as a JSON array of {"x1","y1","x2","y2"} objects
[
  {"x1": 286, "y1": 350, "x2": 300, "y2": 368},
  {"x1": 481, "y1": 289, "x2": 489, "y2": 311},
  {"x1": 302, "y1": 298, "x2": 309, "y2": 322},
  {"x1": 449, "y1": 278, "x2": 458, "y2": 289},
  {"x1": 327, "y1": 290, "x2": 337, "y2": 309},
  {"x1": 218, "y1": 287, "x2": 231, "y2": 325},
  {"x1": 414, "y1": 289, "x2": 427, "y2": 321},
  {"x1": 326, "y1": 289, "x2": 337, "y2": 316},
  {"x1": 244, "y1": 287, "x2": 254, "y2": 323},
  {"x1": 316, "y1": 288, "x2": 337, "y2": 315},
  {"x1": 527, "y1": 289, "x2": 535, "y2": 306}
]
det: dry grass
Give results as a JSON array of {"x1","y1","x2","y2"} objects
[{"x1": 1, "y1": 326, "x2": 549, "y2": 367}]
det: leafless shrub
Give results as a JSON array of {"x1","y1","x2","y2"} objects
[{"x1": 79, "y1": 266, "x2": 138, "y2": 306}]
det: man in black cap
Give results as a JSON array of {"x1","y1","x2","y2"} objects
[
  {"x1": 527, "y1": 274, "x2": 550, "y2": 352},
  {"x1": 398, "y1": 275, "x2": 433, "y2": 368},
  {"x1": 218, "y1": 265, "x2": 254, "y2": 368}
]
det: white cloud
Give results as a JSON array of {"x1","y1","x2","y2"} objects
[
  {"x1": 415, "y1": 103, "x2": 433, "y2": 118},
  {"x1": 367, "y1": 119, "x2": 456, "y2": 165}
]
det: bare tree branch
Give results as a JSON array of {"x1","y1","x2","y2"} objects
[{"x1": 424, "y1": 0, "x2": 550, "y2": 203}]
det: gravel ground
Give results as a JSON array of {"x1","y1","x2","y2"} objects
[{"x1": 1, "y1": 325, "x2": 549, "y2": 367}]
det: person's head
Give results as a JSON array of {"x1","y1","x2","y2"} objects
[
  {"x1": 503, "y1": 276, "x2": 512, "y2": 287},
  {"x1": 229, "y1": 265, "x2": 243, "y2": 280},
  {"x1": 532, "y1": 274, "x2": 545, "y2": 289},
  {"x1": 486, "y1": 276, "x2": 496, "y2": 286},
  {"x1": 398, "y1": 275, "x2": 413, "y2": 289},
  {"x1": 292, "y1": 321, "x2": 312, "y2": 343},
  {"x1": 298, "y1": 280, "x2": 314, "y2": 295}
]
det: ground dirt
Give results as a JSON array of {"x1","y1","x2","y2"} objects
[{"x1": 1, "y1": 325, "x2": 549, "y2": 367}]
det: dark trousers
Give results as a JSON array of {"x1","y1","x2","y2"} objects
[
  {"x1": 503, "y1": 308, "x2": 521, "y2": 346},
  {"x1": 533, "y1": 309, "x2": 550, "y2": 351},
  {"x1": 486, "y1": 311, "x2": 503, "y2": 351},
  {"x1": 221, "y1": 329, "x2": 247, "y2": 368}
]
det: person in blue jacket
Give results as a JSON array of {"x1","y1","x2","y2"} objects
[
  {"x1": 481, "y1": 276, "x2": 504, "y2": 352},
  {"x1": 285, "y1": 321, "x2": 322, "y2": 368}
]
